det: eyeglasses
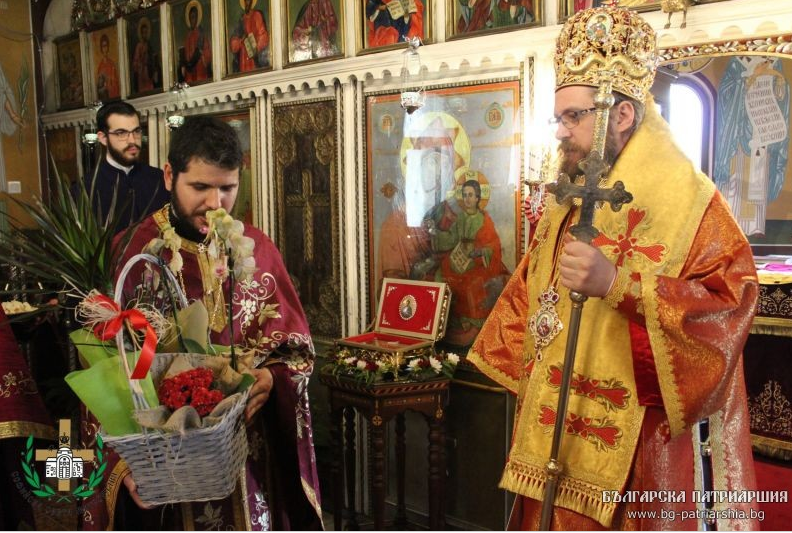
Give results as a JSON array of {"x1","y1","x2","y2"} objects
[
  {"x1": 106, "y1": 127, "x2": 143, "y2": 140},
  {"x1": 548, "y1": 107, "x2": 598, "y2": 130}
]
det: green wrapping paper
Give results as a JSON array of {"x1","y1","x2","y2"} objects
[{"x1": 65, "y1": 328, "x2": 159, "y2": 436}]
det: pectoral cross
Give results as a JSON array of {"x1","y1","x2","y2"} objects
[
  {"x1": 547, "y1": 152, "x2": 633, "y2": 244},
  {"x1": 35, "y1": 419, "x2": 95, "y2": 491}
]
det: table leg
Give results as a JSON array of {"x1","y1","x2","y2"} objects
[
  {"x1": 394, "y1": 413, "x2": 407, "y2": 528},
  {"x1": 344, "y1": 407, "x2": 359, "y2": 530},
  {"x1": 370, "y1": 419, "x2": 386, "y2": 531},
  {"x1": 427, "y1": 410, "x2": 446, "y2": 530}
]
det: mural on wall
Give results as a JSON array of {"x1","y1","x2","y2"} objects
[
  {"x1": 126, "y1": 8, "x2": 163, "y2": 97},
  {"x1": 55, "y1": 34, "x2": 84, "y2": 110},
  {"x1": 272, "y1": 98, "x2": 341, "y2": 339},
  {"x1": 171, "y1": 0, "x2": 213, "y2": 84},
  {"x1": 713, "y1": 56, "x2": 790, "y2": 239},
  {"x1": 90, "y1": 25, "x2": 121, "y2": 101},
  {"x1": 225, "y1": 0, "x2": 272, "y2": 75},
  {"x1": 366, "y1": 80, "x2": 522, "y2": 348},
  {"x1": 449, "y1": 0, "x2": 539, "y2": 39},
  {"x1": 362, "y1": 0, "x2": 428, "y2": 52},
  {"x1": 285, "y1": 0, "x2": 344, "y2": 65},
  {"x1": 0, "y1": 1, "x2": 39, "y2": 230}
]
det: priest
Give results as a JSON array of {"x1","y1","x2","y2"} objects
[{"x1": 81, "y1": 116, "x2": 322, "y2": 530}]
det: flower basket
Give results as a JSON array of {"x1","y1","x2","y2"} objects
[{"x1": 99, "y1": 254, "x2": 250, "y2": 506}]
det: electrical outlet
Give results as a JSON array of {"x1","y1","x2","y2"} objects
[{"x1": 7, "y1": 181, "x2": 21, "y2": 194}]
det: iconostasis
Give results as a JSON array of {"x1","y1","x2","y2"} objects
[{"x1": 37, "y1": 0, "x2": 792, "y2": 344}]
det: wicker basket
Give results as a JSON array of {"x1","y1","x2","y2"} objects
[{"x1": 102, "y1": 254, "x2": 250, "y2": 506}]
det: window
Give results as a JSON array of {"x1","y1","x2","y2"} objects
[{"x1": 669, "y1": 84, "x2": 704, "y2": 171}]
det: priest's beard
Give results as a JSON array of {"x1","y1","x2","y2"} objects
[
  {"x1": 107, "y1": 141, "x2": 141, "y2": 167},
  {"x1": 558, "y1": 127, "x2": 620, "y2": 179},
  {"x1": 169, "y1": 192, "x2": 207, "y2": 243}
]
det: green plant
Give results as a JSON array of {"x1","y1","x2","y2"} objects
[{"x1": 0, "y1": 155, "x2": 134, "y2": 300}]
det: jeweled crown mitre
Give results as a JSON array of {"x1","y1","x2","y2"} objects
[{"x1": 554, "y1": 6, "x2": 658, "y2": 102}]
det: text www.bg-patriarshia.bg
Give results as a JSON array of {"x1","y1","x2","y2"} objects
[{"x1": 625, "y1": 507, "x2": 766, "y2": 522}]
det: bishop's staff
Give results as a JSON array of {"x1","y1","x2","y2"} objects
[{"x1": 537, "y1": 40, "x2": 644, "y2": 532}]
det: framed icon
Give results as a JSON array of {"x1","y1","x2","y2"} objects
[
  {"x1": 171, "y1": 0, "x2": 213, "y2": 85},
  {"x1": 126, "y1": 8, "x2": 163, "y2": 97},
  {"x1": 448, "y1": 0, "x2": 541, "y2": 40},
  {"x1": 89, "y1": 24, "x2": 121, "y2": 101},
  {"x1": 365, "y1": 79, "x2": 523, "y2": 348},
  {"x1": 360, "y1": 0, "x2": 431, "y2": 54},
  {"x1": 284, "y1": 0, "x2": 344, "y2": 66},
  {"x1": 55, "y1": 34, "x2": 84, "y2": 110},
  {"x1": 224, "y1": 0, "x2": 273, "y2": 76}
]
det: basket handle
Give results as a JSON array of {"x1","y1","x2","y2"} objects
[{"x1": 114, "y1": 253, "x2": 189, "y2": 410}]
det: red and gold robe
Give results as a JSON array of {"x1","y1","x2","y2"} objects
[
  {"x1": 96, "y1": 57, "x2": 120, "y2": 100},
  {"x1": 469, "y1": 99, "x2": 759, "y2": 530},
  {"x1": 0, "y1": 307, "x2": 57, "y2": 529},
  {"x1": 182, "y1": 27, "x2": 211, "y2": 83},
  {"x1": 80, "y1": 206, "x2": 322, "y2": 530}
]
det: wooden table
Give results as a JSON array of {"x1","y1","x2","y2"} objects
[{"x1": 319, "y1": 371, "x2": 450, "y2": 530}]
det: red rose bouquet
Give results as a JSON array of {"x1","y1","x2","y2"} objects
[{"x1": 157, "y1": 367, "x2": 225, "y2": 417}]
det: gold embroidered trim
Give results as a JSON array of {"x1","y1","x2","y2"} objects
[
  {"x1": 104, "y1": 460, "x2": 130, "y2": 531},
  {"x1": 0, "y1": 421, "x2": 57, "y2": 441},
  {"x1": 466, "y1": 349, "x2": 519, "y2": 393},
  {"x1": 153, "y1": 205, "x2": 201, "y2": 254},
  {"x1": 154, "y1": 206, "x2": 227, "y2": 332},
  {"x1": 301, "y1": 477, "x2": 323, "y2": 528},
  {"x1": 643, "y1": 275, "x2": 686, "y2": 436},
  {"x1": 499, "y1": 460, "x2": 619, "y2": 527},
  {"x1": 751, "y1": 434, "x2": 792, "y2": 460},
  {"x1": 709, "y1": 413, "x2": 731, "y2": 525},
  {"x1": 232, "y1": 477, "x2": 248, "y2": 531},
  {"x1": 181, "y1": 500, "x2": 195, "y2": 530},
  {"x1": 237, "y1": 467, "x2": 252, "y2": 531},
  {"x1": 750, "y1": 318, "x2": 792, "y2": 338},
  {"x1": 603, "y1": 266, "x2": 631, "y2": 309}
]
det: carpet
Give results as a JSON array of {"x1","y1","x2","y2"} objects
[{"x1": 754, "y1": 454, "x2": 792, "y2": 531}]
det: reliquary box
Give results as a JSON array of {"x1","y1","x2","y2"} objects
[{"x1": 335, "y1": 278, "x2": 451, "y2": 366}]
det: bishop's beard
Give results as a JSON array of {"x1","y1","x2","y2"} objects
[{"x1": 558, "y1": 128, "x2": 621, "y2": 179}]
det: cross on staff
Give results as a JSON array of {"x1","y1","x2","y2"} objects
[
  {"x1": 35, "y1": 419, "x2": 95, "y2": 491},
  {"x1": 547, "y1": 152, "x2": 633, "y2": 244},
  {"x1": 539, "y1": 85, "x2": 633, "y2": 530}
]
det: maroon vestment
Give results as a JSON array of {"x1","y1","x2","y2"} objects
[{"x1": 81, "y1": 206, "x2": 322, "y2": 530}]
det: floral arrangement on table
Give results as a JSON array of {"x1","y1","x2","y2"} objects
[{"x1": 325, "y1": 345, "x2": 460, "y2": 385}]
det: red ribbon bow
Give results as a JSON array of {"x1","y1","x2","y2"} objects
[{"x1": 89, "y1": 294, "x2": 158, "y2": 380}]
